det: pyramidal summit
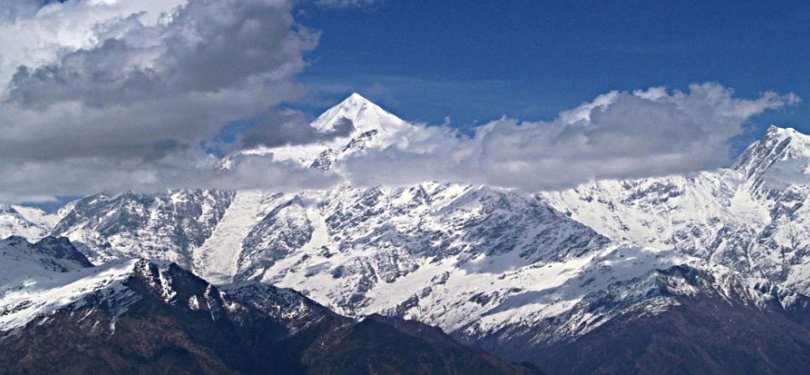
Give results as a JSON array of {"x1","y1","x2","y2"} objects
[
  {"x1": 3, "y1": 93, "x2": 810, "y2": 373},
  {"x1": 1, "y1": 2, "x2": 808, "y2": 374}
]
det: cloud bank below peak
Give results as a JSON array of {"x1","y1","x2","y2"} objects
[
  {"x1": 341, "y1": 83, "x2": 800, "y2": 190},
  {"x1": 0, "y1": 3, "x2": 801, "y2": 202}
]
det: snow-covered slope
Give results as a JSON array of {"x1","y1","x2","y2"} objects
[
  {"x1": 221, "y1": 93, "x2": 410, "y2": 170},
  {"x1": 542, "y1": 125, "x2": 810, "y2": 294},
  {"x1": 0, "y1": 237, "x2": 533, "y2": 374},
  {"x1": 227, "y1": 184, "x2": 610, "y2": 315},
  {"x1": 0, "y1": 236, "x2": 92, "y2": 287},
  {"x1": 0, "y1": 235, "x2": 309, "y2": 336},
  {"x1": 52, "y1": 190, "x2": 234, "y2": 267},
  {"x1": 0, "y1": 205, "x2": 57, "y2": 241},
  {"x1": 0, "y1": 236, "x2": 270, "y2": 336},
  {"x1": 53, "y1": 182, "x2": 615, "y2": 327},
  {"x1": 0, "y1": 236, "x2": 129, "y2": 332},
  {"x1": 8, "y1": 95, "x2": 810, "y2": 370}
]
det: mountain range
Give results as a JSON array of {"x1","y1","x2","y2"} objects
[
  {"x1": 0, "y1": 236, "x2": 537, "y2": 374},
  {"x1": 2, "y1": 94, "x2": 810, "y2": 374}
]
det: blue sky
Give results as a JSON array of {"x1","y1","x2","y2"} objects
[
  {"x1": 298, "y1": 0, "x2": 809, "y2": 137},
  {"x1": 2, "y1": 0, "x2": 808, "y2": 208}
]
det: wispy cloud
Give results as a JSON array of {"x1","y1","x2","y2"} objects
[{"x1": 313, "y1": 0, "x2": 378, "y2": 9}]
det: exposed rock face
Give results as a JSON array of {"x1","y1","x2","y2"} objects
[
  {"x1": 5, "y1": 94, "x2": 810, "y2": 373},
  {"x1": 0, "y1": 237, "x2": 537, "y2": 375},
  {"x1": 52, "y1": 190, "x2": 235, "y2": 267},
  {"x1": 542, "y1": 126, "x2": 810, "y2": 294},
  {"x1": 472, "y1": 265, "x2": 810, "y2": 374}
]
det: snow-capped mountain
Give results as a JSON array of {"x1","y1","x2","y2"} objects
[
  {"x1": 52, "y1": 181, "x2": 627, "y2": 338},
  {"x1": 6, "y1": 94, "x2": 810, "y2": 373},
  {"x1": 0, "y1": 237, "x2": 533, "y2": 374},
  {"x1": 53, "y1": 190, "x2": 234, "y2": 267},
  {"x1": 0, "y1": 235, "x2": 207, "y2": 334},
  {"x1": 0, "y1": 204, "x2": 57, "y2": 241},
  {"x1": 0, "y1": 236, "x2": 92, "y2": 290},
  {"x1": 542, "y1": 125, "x2": 810, "y2": 294},
  {"x1": 528, "y1": 267, "x2": 810, "y2": 374},
  {"x1": 221, "y1": 93, "x2": 411, "y2": 170}
]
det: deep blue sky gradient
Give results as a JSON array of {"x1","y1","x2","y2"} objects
[{"x1": 297, "y1": 0, "x2": 810, "y2": 138}]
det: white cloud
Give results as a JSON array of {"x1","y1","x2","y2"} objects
[
  {"x1": 0, "y1": 0, "x2": 188, "y2": 91},
  {"x1": 0, "y1": 0, "x2": 330, "y2": 202},
  {"x1": 0, "y1": 153, "x2": 340, "y2": 203},
  {"x1": 0, "y1": 3, "x2": 800, "y2": 203},
  {"x1": 341, "y1": 83, "x2": 799, "y2": 191}
]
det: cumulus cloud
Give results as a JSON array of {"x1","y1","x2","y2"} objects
[
  {"x1": 0, "y1": 0, "x2": 188, "y2": 90},
  {"x1": 0, "y1": 3, "x2": 801, "y2": 203},
  {"x1": 237, "y1": 111, "x2": 356, "y2": 149},
  {"x1": 340, "y1": 83, "x2": 800, "y2": 190},
  {"x1": 2, "y1": 0, "x2": 318, "y2": 159},
  {"x1": 0, "y1": 0, "x2": 336, "y2": 202}
]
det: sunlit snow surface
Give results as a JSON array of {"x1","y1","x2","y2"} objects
[
  {"x1": 2, "y1": 98, "x2": 810, "y2": 346},
  {"x1": 0, "y1": 238, "x2": 140, "y2": 332},
  {"x1": 543, "y1": 126, "x2": 810, "y2": 293},
  {"x1": 0, "y1": 205, "x2": 58, "y2": 241}
]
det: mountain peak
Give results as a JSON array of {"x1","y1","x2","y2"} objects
[
  {"x1": 340, "y1": 92, "x2": 379, "y2": 109},
  {"x1": 0, "y1": 204, "x2": 54, "y2": 241},
  {"x1": 311, "y1": 93, "x2": 409, "y2": 134},
  {"x1": 764, "y1": 125, "x2": 805, "y2": 141},
  {"x1": 346, "y1": 92, "x2": 372, "y2": 104},
  {"x1": 733, "y1": 125, "x2": 810, "y2": 183},
  {"x1": 0, "y1": 236, "x2": 93, "y2": 288},
  {"x1": 219, "y1": 93, "x2": 412, "y2": 169}
]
